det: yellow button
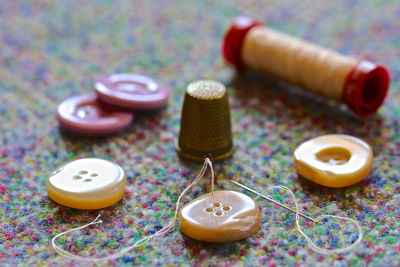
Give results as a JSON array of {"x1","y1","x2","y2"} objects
[
  {"x1": 179, "y1": 190, "x2": 261, "y2": 242},
  {"x1": 293, "y1": 134, "x2": 373, "y2": 188},
  {"x1": 47, "y1": 158, "x2": 126, "y2": 209}
]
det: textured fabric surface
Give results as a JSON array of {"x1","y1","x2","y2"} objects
[{"x1": 1, "y1": 0, "x2": 399, "y2": 266}]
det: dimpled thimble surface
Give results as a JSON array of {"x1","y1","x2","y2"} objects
[{"x1": 176, "y1": 80, "x2": 234, "y2": 162}]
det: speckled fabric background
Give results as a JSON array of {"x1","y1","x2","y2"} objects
[{"x1": 1, "y1": 0, "x2": 399, "y2": 266}]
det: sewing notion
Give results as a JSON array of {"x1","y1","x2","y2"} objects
[
  {"x1": 222, "y1": 16, "x2": 390, "y2": 117},
  {"x1": 50, "y1": 159, "x2": 363, "y2": 262},
  {"x1": 293, "y1": 134, "x2": 373, "y2": 187},
  {"x1": 56, "y1": 94, "x2": 133, "y2": 136},
  {"x1": 179, "y1": 190, "x2": 261, "y2": 242},
  {"x1": 47, "y1": 158, "x2": 126, "y2": 209},
  {"x1": 94, "y1": 73, "x2": 170, "y2": 110},
  {"x1": 176, "y1": 80, "x2": 234, "y2": 162}
]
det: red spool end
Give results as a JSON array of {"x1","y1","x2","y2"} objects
[
  {"x1": 222, "y1": 16, "x2": 261, "y2": 72},
  {"x1": 342, "y1": 61, "x2": 390, "y2": 117}
]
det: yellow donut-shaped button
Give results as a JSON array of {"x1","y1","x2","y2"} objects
[
  {"x1": 293, "y1": 134, "x2": 373, "y2": 188},
  {"x1": 47, "y1": 158, "x2": 126, "y2": 209}
]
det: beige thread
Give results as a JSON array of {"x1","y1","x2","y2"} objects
[
  {"x1": 51, "y1": 159, "x2": 362, "y2": 261},
  {"x1": 51, "y1": 159, "x2": 216, "y2": 262},
  {"x1": 242, "y1": 26, "x2": 359, "y2": 100},
  {"x1": 254, "y1": 185, "x2": 363, "y2": 254}
]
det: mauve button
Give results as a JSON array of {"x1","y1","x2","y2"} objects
[
  {"x1": 94, "y1": 73, "x2": 170, "y2": 110},
  {"x1": 56, "y1": 94, "x2": 133, "y2": 136}
]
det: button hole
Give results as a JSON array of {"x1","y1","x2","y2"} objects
[
  {"x1": 205, "y1": 207, "x2": 213, "y2": 212},
  {"x1": 214, "y1": 211, "x2": 223, "y2": 216},
  {"x1": 213, "y1": 202, "x2": 221, "y2": 207},
  {"x1": 222, "y1": 206, "x2": 231, "y2": 211},
  {"x1": 91, "y1": 173, "x2": 98, "y2": 177},
  {"x1": 84, "y1": 178, "x2": 92, "y2": 182},
  {"x1": 79, "y1": 170, "x2": 88, "y2": 174},
  {"x1": 74, "y1": 175, "x2": 82, "y2": 179}
]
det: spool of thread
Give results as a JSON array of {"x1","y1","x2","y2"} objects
[{"x1": 222, "y1": 16, "x2": 390, "y2": 117}]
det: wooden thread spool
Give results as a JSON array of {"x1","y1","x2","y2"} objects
[{"x1": 222, "y1": 16, "x2": 390, "y2": 117}]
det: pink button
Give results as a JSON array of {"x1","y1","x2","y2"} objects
[
  {"x1": 56, "y1": 94, "x2": 133, "y2": 136},
  {"x1": 94, "y1": 73, "x2": 170, "y2": 110}
]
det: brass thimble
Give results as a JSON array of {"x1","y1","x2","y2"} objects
[{"x1": 176, "y1": 80, "x2": 234, "y2": 162}]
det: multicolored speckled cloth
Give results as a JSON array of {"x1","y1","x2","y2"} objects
[{"x1": 1, "y1": 0, "x2": 399, "y2": 266}]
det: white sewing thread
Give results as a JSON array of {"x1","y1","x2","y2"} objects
[
  {"x1": 254, "y1": 185, "x2": 363, "y2": 254},
  {"x1": 51, "y1": 158, "x2": 216, "y2": 262},
  {"x1": 241, "y1": 26, "x2": 359, "y2": 100},
  {"x1": 51, "y1": 159, "x2": 362, "y2": 261}
]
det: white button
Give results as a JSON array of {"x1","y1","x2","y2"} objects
[{"x1": 47, "y1": 158, "x2": 126, "y2": 209}]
